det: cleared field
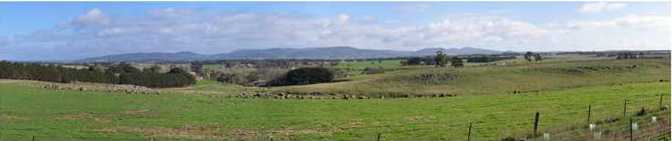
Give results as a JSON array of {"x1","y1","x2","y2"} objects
[{"x1": 0, "y1": 80, "x2": 668, "y2": 140}]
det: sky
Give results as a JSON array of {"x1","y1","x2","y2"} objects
[{"x1": 0, "y1": 2, "x2": 670, "y2": 61}]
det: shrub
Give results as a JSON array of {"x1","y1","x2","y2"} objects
[
  {"x1": 415, "y1": 73, "x2": 458, "y2": 83},
  {"x1": 362, "y1": 67, "x2": 385, "y2": 74},
  {"x1": 450, "y1": 57, "x2": 464, "y2": 68}
]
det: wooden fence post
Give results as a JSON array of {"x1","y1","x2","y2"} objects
[
  {"x1": 377, "y1": 133, "x2": 381, "y2": 141},
  {"x1": 629, "y1": 118, "x2": 633, "y2": 141},
  {"x1": 624, "y1": 99, "x2": 628, "y2": 118},
  {"x1": 32, "y1": 136, "x2": 35, "y2": 141},
  {"x1": 467, "y1": 121, "x2": 473, "y2": 141},
  {"x1": 659, "y1": 94, "x2": 664, "y2": 110},
  {"x1": 587, "y1": 105, "x2": 592, "y2": 124},
  {"x1": 533, "y1": 112, "x2": 540, "y2": 137}
]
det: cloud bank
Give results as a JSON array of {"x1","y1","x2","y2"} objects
[{"x1": 1, "y1": 7, "x2": 669, "y2": 61}]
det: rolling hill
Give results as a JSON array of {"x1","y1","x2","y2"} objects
[{"x1": 76, "y1": 46, "x2": 501, "y2": 63}]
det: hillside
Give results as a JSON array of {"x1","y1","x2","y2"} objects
[{"x1": 273, "y1": 58, "x2": 670, "y2": 97}]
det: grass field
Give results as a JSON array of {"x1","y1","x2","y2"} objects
[
  {"x1": 1, "y1": 57, "x2": 670, "y2": 140},
  {"x1": 0, "y1": 80, "x2": 669, "y2": 140}
]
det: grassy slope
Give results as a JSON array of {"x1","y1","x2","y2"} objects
[
  {"x1": 0, "y1": 81, "x2": 669, "y2": 140},
  {"x1": 276, "y1": 58, "x2": 670, "y2": 97}
]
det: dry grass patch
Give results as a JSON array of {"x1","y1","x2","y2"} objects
[
  {"x1": 59, "y1": 112, "x2": 93, "y2": 120},
  {"x1": 0, "y1": 114, "x2": 29, "y2": 121},
  {"x1": 95, "y1": 124, "x2": 226, "y2": 140}
]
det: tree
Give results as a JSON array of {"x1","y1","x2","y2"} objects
[
  {"x1": 524, "y1": 51, "x2": 534, "y2": 62},
  {"x1": 434, "y1": 50, "x2": 448, "y2": 67},
  {"x1": 533, "y1": 54, "x2": 542, "y2": 62},
  {"x1": 450, "y1": 57, "x2": 464, "y2": 68}
]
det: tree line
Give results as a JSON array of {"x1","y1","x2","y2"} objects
[
  {"x1": 401, "y1": 52, "x2": 516, "y2": 67},
  {"x1": 0, "y1": 61, "x2": 195, "y2": 88}
]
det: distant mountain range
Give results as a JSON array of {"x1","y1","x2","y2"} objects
[{"x1": 77, "y1": 46, "x2": 501, "y2": 63}]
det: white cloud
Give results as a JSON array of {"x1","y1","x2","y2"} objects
[
  {"x1": 579, "y1": 2, "x2": 628, "y2": 13},
  {"x1": 72, "y1": 8, "x2": 110, "y2": 27}
]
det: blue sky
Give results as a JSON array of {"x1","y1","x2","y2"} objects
[{"x1": 0, "y1": 2, "x2": 669, "y2": 60}]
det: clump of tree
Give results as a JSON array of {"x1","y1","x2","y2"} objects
[
  {"x1": 0, "y1": 61, "x2": 196, "y2": 88},
  {"x1": 119, "y1": 67, "x2": 196, "y2": 88},
  {"x1": 0, "y1": 61, "x2": 118, "y2": 83},
  {"x1": 285, "y1": 67, "x2": 334, "y2": 85},
  {"x1": 434, "y1": 50, "x2": 448, "y2": 67},
  {"x1": 524, "y1": 51, "x2": 543, "y2": 62},
  {"x1": 266, "y1": 67, "x2": 335, "y2": 86}
]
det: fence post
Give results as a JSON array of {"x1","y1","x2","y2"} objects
[
  {"x1": 659, "y1": 94, "x2": 664, "y2": 110},
  {"x1": 376, "y1": 133, "x2": 381, "y2": 141},
  {"x1": 533, "y1": 112, "x2": 540, "y2": 137},
  {"x1": 32, "y1": 136, "x2": 35, "y2": 141},
  {"x1": 587, "y1": 105, "x2": 592, "y2": 124},
  {"x1": 467, "y1": 121, "x2": 473, "y2": 141},
  {"x1": 624, "y1": 99, "x2": 628, "y2": 118},
  {"x1": 629, "y1": 118, "x2": 633, "y2": 141}
]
